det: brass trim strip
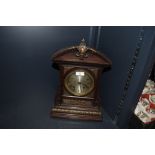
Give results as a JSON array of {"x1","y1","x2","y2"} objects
[{"x1": 52, "y1": 108, "x2": 101, "y2": 116}]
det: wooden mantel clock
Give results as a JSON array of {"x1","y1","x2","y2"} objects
[{"x1": 50, "y1": 39, "x2": 112, "y2": 121}]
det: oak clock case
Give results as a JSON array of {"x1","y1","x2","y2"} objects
[{"x1": 50, "y1": 40, "x2": 112, "y2": 121}]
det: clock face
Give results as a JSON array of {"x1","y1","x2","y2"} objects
[{"x1": 64, "y1": 69, "x2": 94, "y2": 96}]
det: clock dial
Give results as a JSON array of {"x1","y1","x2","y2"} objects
[{"x1": 64, "y1": 69, "x2": 94, "y2": 96}]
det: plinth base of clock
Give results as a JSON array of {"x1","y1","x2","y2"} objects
[{"x1": 50, "y1": 106, "x2": 102, "y2": 121}]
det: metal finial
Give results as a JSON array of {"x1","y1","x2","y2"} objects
[
  {"x1": 78, "y1": 38, "x2": 87, "y2": 54},
  {"x1": 81, "y1": 38, "x2": 86, "y2": 44}
]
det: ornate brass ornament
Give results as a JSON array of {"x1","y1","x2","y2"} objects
[{"x1": 75, "y1": 39, "x2": 93, "y2": 59}]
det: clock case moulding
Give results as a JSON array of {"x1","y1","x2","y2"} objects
[{"x1": 50, "y1": 40, "x2": 112, "y2": 121}]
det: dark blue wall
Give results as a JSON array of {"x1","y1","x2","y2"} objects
[
  {"x1": 0, "y1": 26, "x2": 96, "y2": 128},
  {"x1": 97, "y1": 26, "x2": 140, "y2": 118},
  {"x1": 97, "y1": 26, "x2": 155, "y2": 128}
]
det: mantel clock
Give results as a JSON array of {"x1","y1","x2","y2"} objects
[{"x1": 50, "y1": 39, "x2": 112, "y2": 121}]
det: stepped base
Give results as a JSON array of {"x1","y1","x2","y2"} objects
[{"x1": 50, "y1": 107, "x2": 102, "y2": 121}]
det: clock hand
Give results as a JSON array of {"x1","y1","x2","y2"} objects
[
  {"x1": 78, "y1": 75, "x2": 81, "y2": 83},
  {"x1": 78, "y1": 84, "x2": 81, "y2": 93}
]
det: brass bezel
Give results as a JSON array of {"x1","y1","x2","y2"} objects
[{"x1": 64, "y1": 69, "x2": 95, "y2": 97}]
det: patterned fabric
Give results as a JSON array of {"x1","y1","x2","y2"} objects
[{"x1": 134, "y1": 80, "x2": 155, "y2": 124}]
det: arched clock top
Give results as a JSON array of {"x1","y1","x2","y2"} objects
[{"x1": 51, "y1": 39, "x2": 112, "y2": 68}]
